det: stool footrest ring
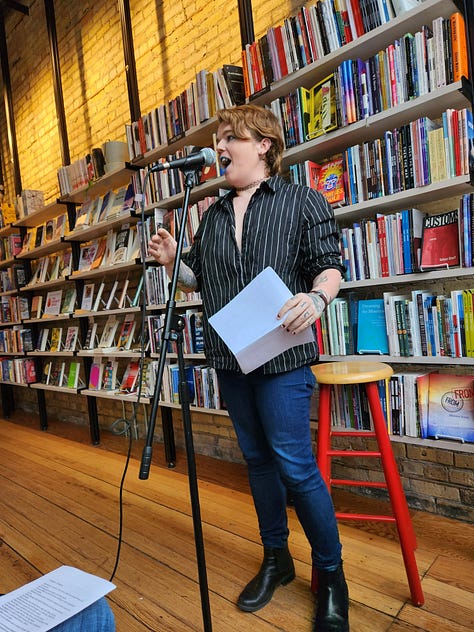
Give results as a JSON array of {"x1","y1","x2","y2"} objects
[
  {"x1": 331, "y1": 479, "x2": 388, "y2": 489},
  {"x1": 336, "y1": 512, "x2": 396, "y2": 522}
]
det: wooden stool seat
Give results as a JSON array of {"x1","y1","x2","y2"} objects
[
  {"x1": 312, "y1": 360, "x2": 393, "y2": 385},
  {"x1": 311, "y1": 361, "x2": 424, "y2": 606}
]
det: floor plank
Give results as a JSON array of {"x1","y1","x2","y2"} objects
[{"x1": 0, "y1": 416, "x2": 473, "y2": 631}]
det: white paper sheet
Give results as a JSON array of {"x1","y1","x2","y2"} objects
[
  {"x1": 208, "y1": 267, "x2": 314, "y2": 373},
  {"x1": 0, "y1": 566, "x2": 116, "y2": 632}
]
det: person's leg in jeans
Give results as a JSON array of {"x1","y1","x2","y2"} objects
[
  {"x1": 218, "y1": 366, "x2": 341, "y2": 567},
  {"x1": 50, "y1": 598, "x2": 115, "y2": 631},
  {"x1": 218, "y1": 366, "x2": 349, "y2": 630}
]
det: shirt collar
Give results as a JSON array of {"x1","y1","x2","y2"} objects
[{"x1": 225, "y1": 174, "x2": 281, "y2": 199}]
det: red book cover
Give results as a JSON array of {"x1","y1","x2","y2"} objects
[
  {"x1": 376, "y1": 213, "x2": 390, "y2": 277},
  {"x1": 420, "y1": 210, "x2": 460, "y2": 269},
  {"x1": 136, "y1": 117, "x2": 147, "y2": 156},
  {"x1": 451, "y1": 109, "x2": 461, "y2": 176},
  {"x1": 273, "y1": 25, "x2": 289, "y2": 77},
  {"x1": 347, "y1": 0, "x2": 365, "y2": 38},
  {"x1": 340, "y1": 7, "x2": 353, "y2": 44},
  {"x1": 315, "y1": 319, "x2": 325, "y2": 354}
]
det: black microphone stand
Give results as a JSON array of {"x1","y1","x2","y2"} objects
[{"x1": 139, "y1": 167, "x2": 212, "y2": 632}]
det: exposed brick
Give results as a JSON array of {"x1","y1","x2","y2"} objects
[
  {"x1": 409, "y1": 480, "x2": 460, "y2": 501},
  {"x1": 406, "y1": 444, "x2": 454, "y2": 466},
  {"x1": 449, "y1": 468, "x2": 474, "y2": 487},
  {"x1": 454, "y1": 452, "x2": 474, "y2": 469},
  {"x1": 422, "y1": 463, "x2": 450, "y2": 483}
]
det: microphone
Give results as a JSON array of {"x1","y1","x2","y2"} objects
[{"x1": 149, "y1": 147, "x2": 216, "y2": 173}]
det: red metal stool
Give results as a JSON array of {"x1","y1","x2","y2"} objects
[{"x1": 311, "y1": 360, "x2": 424, "y2": 606}]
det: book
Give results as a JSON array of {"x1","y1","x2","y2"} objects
[
  {"x1": 60, "y1": 287, "x2": 77, "y2": 314},
  {"x1": 303, "y1": 74, "x2": 338, "y2": 141},
  {"x1": 117, "y1": 313, "x2": 136, "y2": 350},
  {"x1": 41, "y1": 360, "x2": 52, "y2": 384},
  {"x1": 49, "y1": 327, "x2": 63, "y2": 352},
  {"x1": 116, "y1": 279, "x2": 130, "y2": 309},
  {"x1": 98, "y1": 315, "x2": 119, "y2": 348},
  {"x1": 88, "y1": 359, "x2": 103, "y2": 390},
  {"x1": 92, "y1": 282, "x2": 106, "y2": 312},
  {"x1": 77, "y1": 240, "x2": 100, "y2": 272},
  {"x1": 101, "y1": 359, "x2": 119, "y2": 390},
  {"x1": 222, "y1": 64, "x2": 246, "y2": 105},
  {"x1": 54, "y1": 213, "x2": 67, "y2": 239},
  {"x1": 83, "y1": 321, "x2": 98, "y2": 350},
  {"x1": 89, "y1": 236, "x2": 108, "y2": 269},
  {"x1": 118, "y1": 360, "x2": 140, "y2": 392},
  {"x1": 63, "y1": 326, "x2": 79, "y2": 352},
  {"x1": 112, "y1": 226, "x2": 131, "y2": 264},
  {"x1": 104, "y1": 280, "x2": 119, "y2": 310},
  {"x1": 49, "y1": 360, "x2": 65, "y2": 387},
  {"x1": 43, "y1": 290, "x2": 63, "y2": 317},
  {"x1": 356, "y1": 299, "x2": 389, "y2": 354},
  {"x1": 30, "y1": 295, "x2": 43, "y2": 319},
  {"x1": 80, "y1": 283, "x2": 95, "y2": 311},
  {"x1": 427, "y1": 372, "x2": 474, "y2": 442},
  {"x1": 67, "y1": 361, "x2": 81, "y2": 389},
  {"x1": 420, "y1": 210, "x2": 460, "y2": 269},
  {"x1": 48, "y1": 254, "x2": 61, "y2": 281},
  {"x1": 315, "y1": 155, "x2": 345, "y2": 206},
  {"x1": 58, "y1": 250, "x2": 72, "y2": 278},
  {"x1": 74, "y1": 199, "x2": 94, "y2": 230},
  {"x1": 450, "y1": 12, "x2": 469, "y2": 82}
]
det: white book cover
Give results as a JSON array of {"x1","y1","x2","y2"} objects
[
  {"x1": 43, "y1": 290, "x2": 63, "y2": 317},
  {"x1": 98, "y1": 315, "x2": 119, "y2": 348},
  {"x1": 80, "y1": 283, "x2": 95, "y2": 311}
]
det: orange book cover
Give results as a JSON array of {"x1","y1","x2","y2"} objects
[
  {"x1": 450, "y1": 12, "x2": 469, "y2": 82},
  {"x1": 241, "y1": 49, "x2": 251, "y2": 99},
  {"x1": 316, "y1": 157, "x2": 345, "y2": 206}
]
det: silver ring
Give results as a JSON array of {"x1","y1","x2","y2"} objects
[{"x1": 303, "y1": 311, "x2": 309, "y2": 319}]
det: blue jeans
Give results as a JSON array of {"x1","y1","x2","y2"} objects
[
  {"x1": 50, "y1": 598, "x2": 115, "y2": 631},
  {"x1": 217, "y1": 366, "x2": 342, "y2": 570}
]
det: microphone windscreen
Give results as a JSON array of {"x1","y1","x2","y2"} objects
[{"x1": 201, "y1": 147, "x2": 216, "y2": 167}]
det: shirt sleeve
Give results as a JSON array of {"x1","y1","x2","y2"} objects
[
  {"x1": 299, "y1": 187, "x2": 346, "y2": 281},
  {"x1": 182, "y1": 212, "x2": 204, "y2": 292}
]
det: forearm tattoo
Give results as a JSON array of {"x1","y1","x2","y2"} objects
[{"x1": 177, "y1": 262, "x2": 198, "y2": 293}]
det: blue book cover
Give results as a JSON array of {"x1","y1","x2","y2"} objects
[
  {"x1": 356, "y1": 299, "x2": 389, "y2": 354},
  {"x1": 401, "y1": 209, "x2": 412, "y2": 274}
]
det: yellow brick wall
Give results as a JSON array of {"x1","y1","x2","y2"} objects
[
  {"x1": 0, "y1": 0, "x2": 308, "y2": 456},
  {"x1": 0, "y1": 0, "x2": 302, "y2": 204}
]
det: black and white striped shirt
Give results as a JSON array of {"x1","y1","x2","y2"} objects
[{"x1": 184, "y1": 175, "x2": 344, "y2": 374}]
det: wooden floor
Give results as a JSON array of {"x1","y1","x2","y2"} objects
[{"x1": 0, "y1": 414, "x2": 473, "y2": 632}]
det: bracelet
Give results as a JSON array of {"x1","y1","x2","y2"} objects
[{"x1": 309, "y1": 289, "x2": 330, "y2": 310}]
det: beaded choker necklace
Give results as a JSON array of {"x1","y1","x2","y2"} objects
[{"x1": 235, "y1": 178, "x2": 266, "y2": 192}]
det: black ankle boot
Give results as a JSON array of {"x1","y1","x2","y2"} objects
[
  {"x1": 237, "y1": 546, "x2": 295, "y2": 612},
  {"x1": 313, "y1": 562, "x2": 349, "y2": 632}
]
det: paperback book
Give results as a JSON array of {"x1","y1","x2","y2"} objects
[
  {"x1": 426, "y1": 373, "x2": 474, "y2": 442},
  {"x1": 420, "y1": 210, "x2": 460, "y2": 269}
]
